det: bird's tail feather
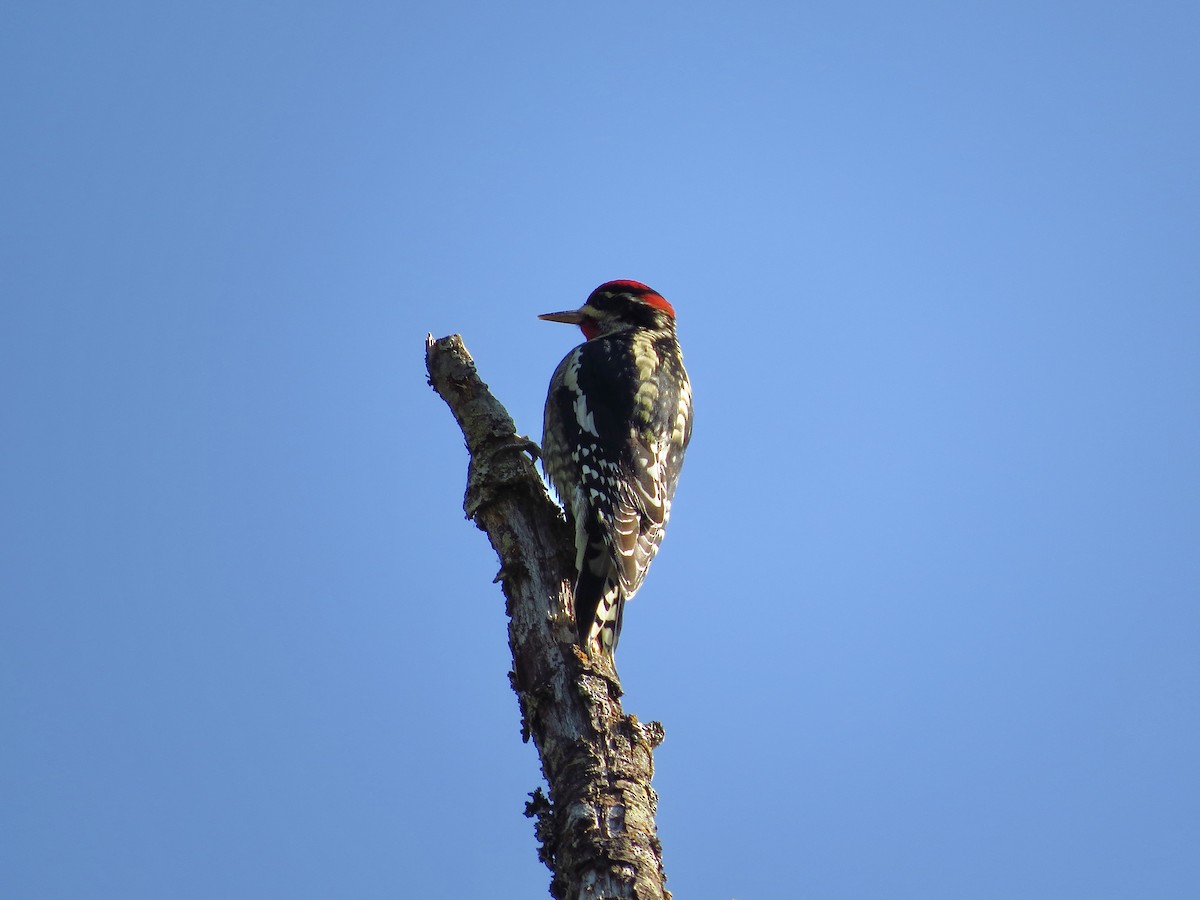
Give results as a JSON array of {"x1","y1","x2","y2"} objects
[{"x1": 574, "y1": 566, "x2": 624, "y2": 657}]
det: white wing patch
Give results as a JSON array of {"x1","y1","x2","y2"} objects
[
  {"x1": 559, "y1": 346, "x2": 601, "y2": 437},
  {"x1": 573, "y1": 393, "x2": 599, "y2": 436}
]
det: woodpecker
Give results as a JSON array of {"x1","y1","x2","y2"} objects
[{"x1": 540, "y1": 280, "x2": 693, "y2": 659}]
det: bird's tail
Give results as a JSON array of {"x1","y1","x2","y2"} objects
[{"x1": 574, "y1": 565, "x2": 625, "y2": 658}]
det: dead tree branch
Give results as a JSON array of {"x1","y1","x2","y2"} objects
[{"x1": 425, "y1": 333, "x2": 669, "y2": 900}]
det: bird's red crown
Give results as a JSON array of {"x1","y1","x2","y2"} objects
[{"x1": 591, "y1": 280, "x2": 676, "y2": 319}]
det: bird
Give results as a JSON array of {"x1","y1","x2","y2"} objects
[{"x1": 539, "y1": 280, "x2": 692, "y2": 659}]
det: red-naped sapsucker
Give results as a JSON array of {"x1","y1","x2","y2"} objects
[{"x1": 540, "y1": 280, "x2": 692, "y2": 658}]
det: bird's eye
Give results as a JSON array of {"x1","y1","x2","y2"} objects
[{"x1": 589, "y1": 292, "x2": 614, "y2": 311}]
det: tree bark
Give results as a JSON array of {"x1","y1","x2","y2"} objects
[{"x1": 425, "y1": 334, "x2": 669, "y2": 900}]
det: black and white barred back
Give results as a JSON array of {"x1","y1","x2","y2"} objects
[{"x1": 540, "y1": 281, "x2": 692, "y2": 658}]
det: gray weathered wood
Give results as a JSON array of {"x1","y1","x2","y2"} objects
[{"x1": 425, "y1": 333, "x2": 669, "y2": 900}]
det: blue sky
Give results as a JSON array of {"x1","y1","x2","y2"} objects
[{"x1": 3, "y1": 2, "x2": 1198, "y2": 897}]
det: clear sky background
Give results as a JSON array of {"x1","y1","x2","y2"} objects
[{"x1": 3, "y1": 2, "x2": 1198, "y2": 898}]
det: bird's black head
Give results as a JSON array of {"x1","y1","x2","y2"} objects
[{"x1": 539, "y1": 280, "x2": 676, "y2": 340}]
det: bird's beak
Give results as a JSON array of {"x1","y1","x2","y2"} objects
[{"x1": 538, "y1": 307, "x2": 588, "y2": 325}]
